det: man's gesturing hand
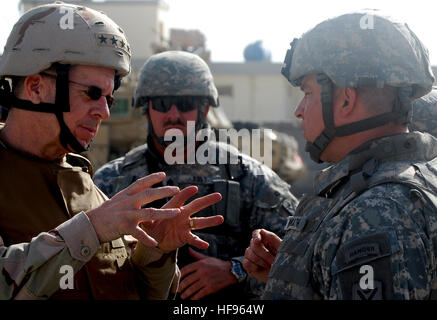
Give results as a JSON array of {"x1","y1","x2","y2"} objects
[
  {"x1": 86, "y1": 172, "x2": 181, "y2": 246},
  {"x1": 141, "y1": 186, "x2": 223, "y2": 252}
]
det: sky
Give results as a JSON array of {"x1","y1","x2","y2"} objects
[{"x1": 1, "y1": 0, "x2": 437, "y2": 64}]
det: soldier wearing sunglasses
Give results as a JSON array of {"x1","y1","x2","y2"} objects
[
  {"x1": 0, "y1": 3, "x2": 224, "y2": 300},
  {"x1": 94, "y1": 51, "x2": 298, "y2": 300}
]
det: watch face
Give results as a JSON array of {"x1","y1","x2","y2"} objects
[{"x1": 231, "y1": 260, "x2": 247, "y2": 282}]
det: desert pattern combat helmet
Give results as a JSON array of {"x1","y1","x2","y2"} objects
[{"x1": 0, "y1": 2, "x2": 131, "y2": 78}]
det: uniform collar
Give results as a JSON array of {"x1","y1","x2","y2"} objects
[{"x1": 314, "y1": 131, "x2": 437, "y2": 196}]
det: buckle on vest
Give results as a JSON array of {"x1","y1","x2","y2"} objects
[{"x1": 285, "y1": 216, "x2": 307, "y2": 231}]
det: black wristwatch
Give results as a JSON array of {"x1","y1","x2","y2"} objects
[{"x1": 230, "y1": 259, "x2": 247, "y2": 283}]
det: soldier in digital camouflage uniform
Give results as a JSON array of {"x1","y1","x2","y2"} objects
[
  {"x1": 411, "y1": 87, "x2": 437, "y2": 137},
  {"x1": 243, "y1": 12, "x2": 437, "y2": 299},
  {"x1": 0, "y1": 3, "x2": 223, "y2": 300},
  {"x1": 93, "y1": 51, "x2": 298, "y2": 300}
]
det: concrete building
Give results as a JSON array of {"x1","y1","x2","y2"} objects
[{"x1": 211, "y1": 62, "x2": 302, "y2": 124}]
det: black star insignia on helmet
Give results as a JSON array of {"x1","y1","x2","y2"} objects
[
  {"x1": 111, "y1": 36, "x2": 117, "y2": 45},
  {"x1": 98, "y1": 34, "x2": 107, "y2": 44}
]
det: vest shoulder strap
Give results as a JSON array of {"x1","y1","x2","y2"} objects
[{"x1": 66, "y1": 153, "x2": 94, "y2": 176}]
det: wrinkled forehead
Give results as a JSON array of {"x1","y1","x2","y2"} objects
[{"x1": 69, "y1": 65, "x2": 115, "y2": 77}]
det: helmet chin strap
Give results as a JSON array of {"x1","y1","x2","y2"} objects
[
  {"x1": 305, "y1": 74, "x2": 413, "y2": 164},
  {"x1": 304, "y1": 74, "x2": 335, "y2": 163},
  {"x1": 52, "y1": 64, "x2": 88, "y2": 153},
  {"x1": 2, "y1": 64, "x2": 87, "y2": 153}
]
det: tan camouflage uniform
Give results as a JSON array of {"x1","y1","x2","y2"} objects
[{"x1": 0, "y1": 123, "x2": 177, "y2": 300}]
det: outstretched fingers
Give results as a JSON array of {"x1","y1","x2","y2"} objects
[
  {"x1": 116, "y1": 172, "x2": 167, "y2": 197},
  {"x1": 187, "y1": 233, "x2": 209, "y2": 250},
  {"x1": 183, "y1": 193, "x2": 222, "y2": 217},
  {"x1": 131, "y1": 225, "x2": 159, "y2": 247},
  {"x1": 129, "y1": 208, "x2": 181, "y2": 246},
  {"x1": 189, "y1": 216, "x2": 224, "y2": 231},
  {"x1": 132, "y1": 186, "x2": 180, "y2": 208},
  {"x1": 162, "y1": 186, "x2": 199, "y2": 209},
  {"x1": 138, "y1": 207, "x2": 181, "y2": 222},
  {"x1": 187, "y1": 216, "x2": 224, "y2": 249}
]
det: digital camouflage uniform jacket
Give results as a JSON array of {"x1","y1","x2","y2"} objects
[
  {"x1": 94, "y1": 137, "x2": 298, "y2": 298},
  {"x1": 264, "y1": 132, "x2": 437, "y2": 300}
]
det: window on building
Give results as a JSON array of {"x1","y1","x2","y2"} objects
[{"x1": 110, "y1": 98, "x2": 130, "y2": 116}]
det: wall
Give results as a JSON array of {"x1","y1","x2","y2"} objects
[{"x1": 211, "y1": 62, "x2": 302, "y2": 124}]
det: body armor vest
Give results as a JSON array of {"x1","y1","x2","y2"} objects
[
  {"x1": 0, "y1": 141, "x2": 140, "y2": 299},
  {"x1": 108, "y1": 141, "x2": 258, "y2": 300},
  {"x1": 111, "y1": 142, "x2": 246, "y2": 262}
]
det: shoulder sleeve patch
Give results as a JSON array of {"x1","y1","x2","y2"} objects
[
  {"x1": 335, "y1": 231, "x2": 399, "y2": 300},
  {"x1": 344, "y1": 242, "x2": 381, "y2": 264},
  {"x1": 336, "y1": 232, "x2": 396, "y2": 270}
]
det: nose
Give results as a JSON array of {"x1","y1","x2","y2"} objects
[
  {"x1": 165, "y1": 104, "x2": 181, "y2": 121},
  {"x1": 91, "y1": 96, "x2": 110, "y2": 120},
  {"x1": 294, "y1": 97, "x2": 305, "y2": 120}
]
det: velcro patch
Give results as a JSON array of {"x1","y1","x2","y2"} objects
[
  {"x1": 345, "y1": 243, "x2": 380, "y2": 264},
  {"x1": 352, "y1": 281, "x2": 383, "y2": 300},
  {"x1": 336, "y1": 232, "x2": 396, "y2": 299},
  {"x1": 96, "y1": 33, "x2": 131, "y2": 55}
]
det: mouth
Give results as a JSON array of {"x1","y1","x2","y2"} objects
[
  {"x1": 164, "y1": 125, "x2": 186, "y2": 134},
  {"x1": 77, "y1": 125, "x2": 97, "y2": 141}
]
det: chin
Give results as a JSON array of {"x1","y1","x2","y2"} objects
[{"x1": 78, "y1": 139, "x2": 91, "y2": 149}]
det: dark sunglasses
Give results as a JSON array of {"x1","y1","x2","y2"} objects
[
  {"x1": 149, "y1": 96, "x2": 208, "y2": 113},
  {"x1": 41, "y1": 72, "x2": 115, "y2": 108}
]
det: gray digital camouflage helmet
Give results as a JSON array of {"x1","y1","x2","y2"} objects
[
  {"x1": 281, "y1": 11, "x2": 435, "y2": 163},
  {"x1": 133, "y1": 51, "x2": 219, "y2": 110},
  {"x1": 0, "y1": 2, "x2": 131, "y2": 153},
  {"x1": 133, "y1": 51, "x2": 219, "y2": 148}
]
